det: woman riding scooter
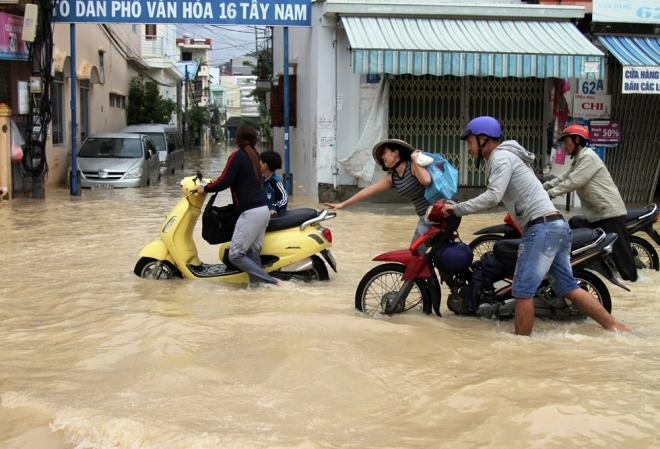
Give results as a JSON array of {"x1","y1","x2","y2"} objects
[
  {"x1": 196, "y1": 126, "x2": 280, "y2": 286},
  {"x1": 543, "y1": 125, "x2": 638, "y2": 282}
]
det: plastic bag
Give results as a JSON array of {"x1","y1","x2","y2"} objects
[
  {"x1": 11, "y1": 144, "x2": 23, "y2": 162},
  {"x1": 10, "y1": 119, "x2": 24, "y2": 162},
  {"x1": 423, "y1": 152, "x2": 459, "y2": 203}
]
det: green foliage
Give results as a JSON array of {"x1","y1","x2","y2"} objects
[
  {"x1": 127, "y1": 75, "x2": 178, "y2": 125},
  {"x1": 186, "y1": 105, "x2": 211, "y2": 147},
  {"x1": 242, "y1": 46, "x2": 272, "y2": 149}
]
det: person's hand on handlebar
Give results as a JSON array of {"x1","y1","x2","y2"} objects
[
  {"x1": 196, "y1": 186, "x2": 206, "y2": 196},
  {"x1": 441, "y1": 203, "x2": 455, "y2": 217}
]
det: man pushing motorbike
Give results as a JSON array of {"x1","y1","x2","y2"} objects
[
  {"x1": 543, "y1": 125, "x2": 637, "y2": 282},
  {"x1": 440, "y1": 116, "x2": 631, "y2": 336}
]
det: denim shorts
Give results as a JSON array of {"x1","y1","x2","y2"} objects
[{"x1": 512, "y1": 219, "x2": 579, "y2": 299}]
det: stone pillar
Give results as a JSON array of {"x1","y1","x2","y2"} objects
[{"x1": 0, "y1": 103, "x2": 12, "y2": 201}]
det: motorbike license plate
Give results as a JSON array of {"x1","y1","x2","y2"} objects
[{"x1": 91, "y1": 183, "x2": 114, "y2": 190}]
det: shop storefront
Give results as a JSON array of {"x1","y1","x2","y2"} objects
[
  {"x1": 271, "y1": 1, "x2": 606, "y2": 199},
  {"x1": 596, "y1": 35, "x2": 660, "y2": 203}
]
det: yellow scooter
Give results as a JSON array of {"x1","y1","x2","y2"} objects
[{"x1": 134, "y1": 172, "x2": 337, "y2": 283}]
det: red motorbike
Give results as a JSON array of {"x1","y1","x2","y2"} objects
[{"x1": 355, "y1": 200, "x2": 629, "y2": 320}]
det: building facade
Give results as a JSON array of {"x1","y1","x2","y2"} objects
[{"x1": 271, "y1": 0, "x2": 660, "y2": 204}]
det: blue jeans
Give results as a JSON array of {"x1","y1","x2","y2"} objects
[
  {"x1": 512, "y1": 219, "x2": 579, "y2": 299},
  {"x1": 412, "y1": 216, "x2": 431, "y2": 254}
]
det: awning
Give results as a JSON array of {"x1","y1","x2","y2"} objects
[
  {"x1": 597, "y1": 36, "x2": 660, "y2": 66},
  {"x1": 342, "y1": 17, "x2": 604, "y2": 79}
]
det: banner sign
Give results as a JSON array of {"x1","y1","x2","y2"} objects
[
  {"x1": 593, "y1": 0, "x2": 660, "y2": 24},
  {"x1": 590, "y1": 120, "x2": 622, "y2": 145},
  {"x1": 0, "y1": 13, "x2": 29, "y2": 61},
  {"x1": 52, "y1": 0, "x2": 312, "y2": 26},
  {"x1": 572, "y1": 93, "x2": 611, "y2": 119},
  {"x1": 622, "y1": 66, "x2": 660, "y2": 94}
]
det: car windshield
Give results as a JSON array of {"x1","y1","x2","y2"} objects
[
  {"x1": 78, "y1": 138, "x2": 143, "y2": 158},
  {"x1": 141, "y1": 133, "x2": 166, "y2": 152}
]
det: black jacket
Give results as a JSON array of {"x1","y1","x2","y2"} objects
[{"x1": 204, "y1": 147, "x2": 266, "y2": 214}]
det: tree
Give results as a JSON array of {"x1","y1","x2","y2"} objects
[
  {"x1": 127, "y1": 75, "x2": 178, "y2": 125},
  {"x1": 186, "y1": 104, "x2": 211, "y2": 147},
  {"x1": 244, "y1": 44, "x2": 273, "y2": 150}
]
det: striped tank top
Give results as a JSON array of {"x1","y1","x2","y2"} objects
[{"x1": 391, "y1": 161, "x2": 429, "y2": 217}]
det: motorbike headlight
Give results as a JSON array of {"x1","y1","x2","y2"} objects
[{"x1": 125, "y1": 167, "x2": 144, "y2": 179}]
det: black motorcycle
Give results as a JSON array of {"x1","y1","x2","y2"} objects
[
  {"x1": 470, "y1": 203, "x2": 660, "y2": 271},
  {"x1": 355, "y1": 200, "x2": 629, "y2": 321}
]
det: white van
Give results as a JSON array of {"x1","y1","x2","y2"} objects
[{"x1": 121, "y1": 124, "x2": 185, "y2": 175}]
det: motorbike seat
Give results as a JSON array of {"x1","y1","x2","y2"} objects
[
  {"x1": 266, "y1": 208, "x2": 320, "y2": 232},
  {"x1": 492, "y1": 228, "x2": 602, "y2": 261},
  {"x1": 570, "y1": 204, "x2": 656, "y2": 229},
  {"x1": 626, "y1": 205, "x2": 656, "y2": 222}
]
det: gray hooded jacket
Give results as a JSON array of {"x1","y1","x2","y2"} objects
[{"x1": 454, "y1": 140, "x2": 556, "y2": 231}]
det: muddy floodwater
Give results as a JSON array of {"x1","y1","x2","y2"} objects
[{"x1": 1, "y1": 144, "x2": 659, "y2": 448}]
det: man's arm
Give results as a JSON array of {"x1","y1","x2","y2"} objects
[
  {"x1": 546, "y1": 152, "x2": 600, "y2": 199},
  {"x1": 454, "y1": 154, "x2": 512, "y2": 217}
]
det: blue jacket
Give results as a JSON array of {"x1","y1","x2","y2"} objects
[{"x1": 263, "y1": 172, "x2": 288, "y2": 214}]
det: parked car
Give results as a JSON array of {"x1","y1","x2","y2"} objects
[
  {"x1": 120, "y1": 124, "x2": 185, "y2": 175},
  {"x1": 74, "y1": 133, "x2": 161, "y2": 189}
]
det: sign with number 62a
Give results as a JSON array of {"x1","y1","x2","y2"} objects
[{"x1": 579, "y1": 79, "x2": 606, "y2": 95}]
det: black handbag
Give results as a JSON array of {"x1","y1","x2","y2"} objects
[{"x1": 201, "y1": 193, "x2": 238, "y2": 245}]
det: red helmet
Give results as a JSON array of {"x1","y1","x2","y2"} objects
[{"x1": 559, "y1": 125, "x2": 590, "y2": 142}]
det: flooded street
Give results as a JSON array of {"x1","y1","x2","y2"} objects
[{"x1": 1, "y1": 144, "x2": 659, "y2": 449}]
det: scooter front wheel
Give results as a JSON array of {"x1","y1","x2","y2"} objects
[
  {"x1": 355, "y1": 263, "x2": 430, "y2": 317},
  {"x1": 134, "y1": 257, "x2": 181, "y2": 280}
]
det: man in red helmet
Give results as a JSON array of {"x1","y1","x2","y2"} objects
[{"x1": 543, "y1": 125, "x2": 637, "y2": 282}]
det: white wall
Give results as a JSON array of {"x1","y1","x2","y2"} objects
[{"x1": 272, "y1": 3, "x2": 365, "y2": 197}]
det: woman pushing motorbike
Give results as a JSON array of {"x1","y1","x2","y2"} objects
[
  {"x1": 324, "y1": 139, "x2": 432, "y2": 252},
  {"x1": 440, "y1": 116, "x2": 630, "y2": 336},
  {"x1": 196, "y1": 125, "x2": 280, "y2": 286}
]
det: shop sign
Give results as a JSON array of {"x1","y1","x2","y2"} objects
[
  {"x1": 572, "y1": 94, "x2": 611, "y2": 119},
  {"x1": 0, "y1": 13, "x2": 29, "y2": 61},
  {"x1": 593, "y1": 0, "x2": 660, "y2": 25},
  {"x1": 578, "y1": 78, "x2": 606, "y2": 95},
  {"x1": 622, "y1": 66, "x2": 660, "y2": 94},
  {"x1": 590, "y1": 120, "x2": 622, "y2": 145}
]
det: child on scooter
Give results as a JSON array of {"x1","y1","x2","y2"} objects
[{"x1": 260, "y1": 151, "x2": 288, "y2": 215}]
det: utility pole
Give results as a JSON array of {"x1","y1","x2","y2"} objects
[{"x1": 184, "y1": 65, "x2": 189, "y2": 150}]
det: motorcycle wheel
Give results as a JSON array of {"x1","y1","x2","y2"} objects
[
  {"x1": 355, "y1": 263, "x2": 430, "y2": 317},
  {"x1": 469, "y1": 235, "x2": 502, "y2": 260},
  {"x1": 573, "y1": 269, "x2": 612, "y2": 314},
  {"x1": 134, "y1": 257, "x2": 181, "y2": 280},
  {"x1": 630, "y1": 236, "x2": 659, "y2": 271}
]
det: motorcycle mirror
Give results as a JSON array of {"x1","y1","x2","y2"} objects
[{"x1": 195, "y1": 170, "x2": 203, "y2": 181}]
